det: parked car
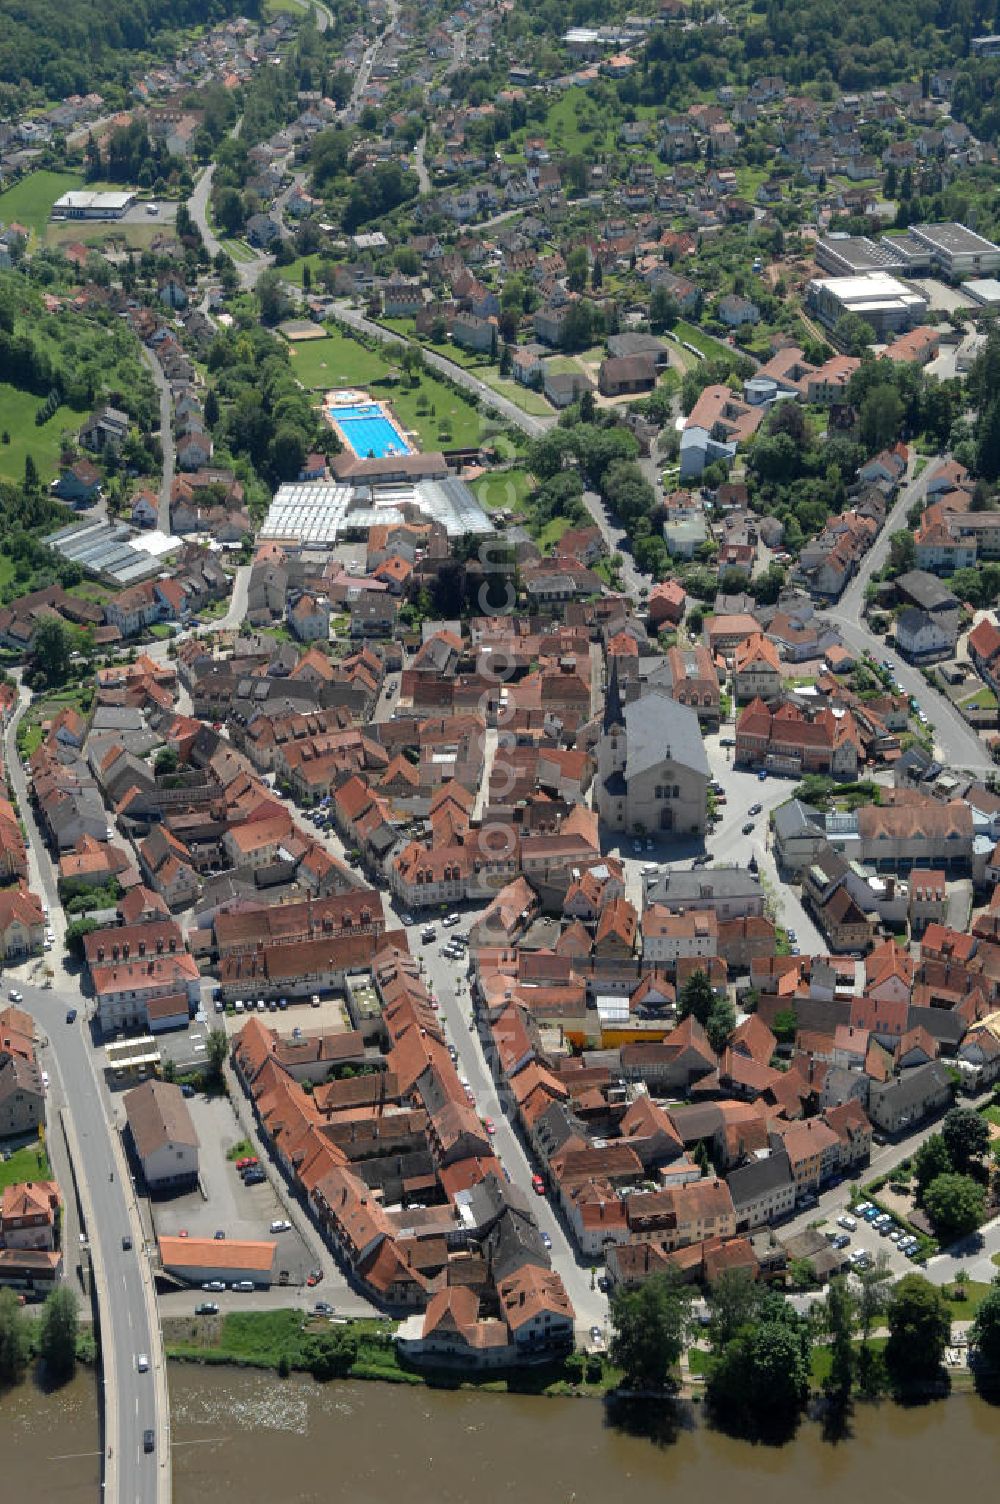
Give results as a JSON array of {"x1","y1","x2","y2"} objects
[
  {"x1": 541, "y1": 1232, "x2": 552, "y2": 1250},
  {"x1": 838, "y1": 1215, "x2": 857, "y2": 1231},
  {"x1": 531, "y1": 1174, "x2": 545, "y2": 1195},
  {"x1": 195, "y1": 1302, "x2": 219, "y2": 1315},
  {"x1": 202, "y1": 1280, "x2": 226, "y2": 1292},
  {"x1": 66, "y1": 1008, "x2": 77, "y2": 1024},
  {"x1": 314, "y1": 1301, "x2": 335, "y2": 1316}
]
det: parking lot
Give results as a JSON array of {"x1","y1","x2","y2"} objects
[
  {"x1": 148, "y1": 1094, "x2": 314, "y2": 1285},
  {"x1": 220, "y1": 992, "x2": 351, "y2": 1039}
]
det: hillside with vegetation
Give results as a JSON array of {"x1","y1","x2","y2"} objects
[{"x1": 0, "y1": 0, "x2": 256, "y2": 104}]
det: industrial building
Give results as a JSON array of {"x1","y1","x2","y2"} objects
[
  {"x1": 806, "y1": 271, "x2": 929, "y2": 339},
  {"x1": 816, "y1": 225, "x2": 1000, "y2": 285},
  {"x1": 47, "y1": 520, "x2": 181, "y2": 587},
  {"x1": 51, "y1": 190, "x2": 136, "y2": 220},
  {"x1": 260, "y1": 475, "x2": 492, "y2": 549}
]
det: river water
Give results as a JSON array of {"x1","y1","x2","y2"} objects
[{"x1": 3, "y1": 1365, "x2": 999, "y2": 1503}]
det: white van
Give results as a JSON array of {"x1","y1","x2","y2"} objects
[{"x1": 234, "y1": 999, "x2": 244, "y2": 1013}]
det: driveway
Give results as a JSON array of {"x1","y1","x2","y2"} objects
[{"x1": 148, "y1": 1094, "x2": 312, "y2": 1282}]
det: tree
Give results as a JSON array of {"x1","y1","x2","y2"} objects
[
  {"x1": 0, "y1": 1287, "x2": 29, "y2": 1385},
  {"x1": 649, "y1": 284, "x2": 679, "y2": 331},
  {"x1": 856, "y1": 1252, "x2": 892, "y2": 1395},
  {"x1": 885, "y1": 1274, "x2": 950, "y2": 1385},
  {"x1": 913, "y1": 1132, "x2": 952, "y2": 1204},
  {"x1": 677, "y1": 969, "x2": 714, "y2": 1028},
  {"x1": 887, "y1": 528, "x2": 916, "y2": 576},
  {"x1": 975, "y1": 397, "x2": 1000, "y2": 483},
  {"x1": 30, "y1": 615, "x2": 73, "y2": 688},
  {"x1": 39, "y1": 1287, "x2": 78, "y2": 1384},
  {"x1": 204, "y1": 1029, "x2": 228, "y2": 1091},
  {"x1": 706, "y1": 996, "x2": 736, "y2": 1054},
  {"x1": 942, "y1": 1106, "x2": 990, "y2": 1176},
  {"x1": 257, "y1": 269, "x2": 290, "y2": 328},
  {"x1": 860, "y1": 384, "x2": 904, "y2": 452},
  {"x1": 771, "y1": 1007, "x2": 798, "y2": 1045},
  {"x1": 705, "y1": 1268, "x2": 761, "y2": 1354},
  {"x1": 824, "y1": 1275, "x2": 856, "y2": 1408},
  {"x1": 923, "y1": 1172, "x2": 986, "y2": 1243},
  {"x1": 64, "y1": 917, "x2": 99, "y2": 962},
  {"x1": 707, "y1": 1317, "x2": 811, "y2": 1437},
  {"x1": 969, "y1": 1284, "x2": 1000, "y2": 1385},
  {"x1": 154, "y1": 747, "x2": 179, "y2": 776},
  {"x1": 609, "y1": 1270, "x2": 692, "y2": 1390},
  {"x1": 305, "y1": 1325, "x2": 358, "y2": 1379},
  {"x1": 834, "y1": 312, "x2": 876, "y2": 357},
  {"x1": 566, "y1": 245, "x2": 589, "y2": 293}
]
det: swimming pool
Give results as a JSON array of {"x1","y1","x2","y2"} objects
[{"x1": 329, "y1": 403, "x2": 411, "y2": 460}]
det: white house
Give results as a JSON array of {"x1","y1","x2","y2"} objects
[{"x1": 124, "y1": 1079, "x2": 199, "y2": 1190}]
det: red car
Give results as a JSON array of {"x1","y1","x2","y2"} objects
[
  {"x1": 482, "y1": 1117, "x2": 495, "y2": 1136},
  {"x1": 306, "y1": 1274, "x2": 320, "y2": 1287},
  {"x1": 235, "y1": 1158, "x2": 250, "y2": 1170},
  {"x1": 178, "y1": 1229, "x2": 189, "y2": 1238},
  {"x1": 531, "y1": 1174, "x2": 545, "y2": 1196}
]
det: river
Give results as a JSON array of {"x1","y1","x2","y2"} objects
[{"x1": 4, "y1": 1366, "x2": 999, "y2": 1502}]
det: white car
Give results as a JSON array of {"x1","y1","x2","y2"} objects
[
  {"x1": 269, "y1": 1219, "x2": 291, "y2": 1234},
  {"x1": 137, "y1": 1353, "x2": 150, "y2": 1372},
  {"x1": 42, "y1": 1071, "x2": 49, "y2": 1089},
  {"x1": 8, "y1": 988, "x2": 22, "y2": 1002}
]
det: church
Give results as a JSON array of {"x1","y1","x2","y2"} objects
[{"x1": 595, "y1": 661, "x2": 710, "y2": 836}]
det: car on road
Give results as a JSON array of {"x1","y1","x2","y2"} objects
[
  {"x1": 306, "y1": 1272, "x2": 321, "y2": 1287},
  {"x1": 757, "y1": 769, "x2": 768, "y2": 781},
  {"x1": 720, "y1": 737, "x2": 735, "y2": 747},
  {"x1": 214, "y1": 1229, "x2": 226, "y2": 1240},
  {"x1": 122, "y1": 1235, "x2": 132, "y2": 1251},
  {"x1": 541, "y1": 1232, "x2": 552, "y2": 1250},
  {"x1": 692, "y1": 854, "x2": 710, "y2": 868},
  {"x1": 443, "y1": 913, "x2": 460, "y2": 927},
  {"x1": 270, "y1": 1219, "x2": 292, "y2": 1234},
  {"x1": 531, "y1": 1174, "x2": 545, "y2": 1195},
  {"x1": 202, "y1": 1280, "x2": 226, "y2": 1292},
  {"x1": 195, "y1": 1302, "x2": 219, "y2": 1315},
  {"x1": 399, "y1": 912, "x2": 415, "y2": 927},
  {"x1": 741, "y1": 822, "x2": 755, "y2": 835},
  {"x1": 749, "y1": 802, "x2": 763, "y2": 816},
  {"x1": 8, "y1": 988, "x2": 22, "y2": 1002},
  {"x1": 143, "y1": 1429, "x2": 155, "y2": 1453},
  {"x1": 482, "y1": 1116, "x2": 495, "y2": 1135},
  {"x1": 137, "y1": 1353, "x2": 149, "y2": 1373},
  {"x1": 244, "y1": 1170, "x2": 265, "y2": 1185},
  {"x1": 66, "y1": 1008, "x2": 77, "y2": 1024},
  {"x1": 314, "y1": 1301, "x2": 335, "y2": 1316}
]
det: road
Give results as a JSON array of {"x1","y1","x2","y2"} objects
[
  {"x1": 403, "y1": 911, "x2": 609, "y2": 1336},
  {"x1": 825, "y1": 456, "x2": 992, "y2": 773},
  {"x1": 5, "y1": 683, "x2": 169, "y2": 1504},
  {"x1": 331, "y1": 301, "x2": 553, "y2": 439},
  {"x1": 413, "y1": 133, "x2": 431, "y2": 195},
  {"x1": 581, "y1": 488, "x2": 652, "y2": 599},
  {"x1": 140, "y1": 346, "x2": 175, "y2": 531}
]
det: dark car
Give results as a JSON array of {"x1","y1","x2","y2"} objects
[
  {"x1": 741, "y1": 822, "x2": 755, "y2": 835},
  {"x1": 143, "y1": 1429, "x2": 155, "y2": 1454},
  {"x1": 748, "y1": 802, "x2": 763, "y2": 816},
  {"x1": 66, "y1": 1008, "x2": 77, "y2": 1024},
  {"x1": 121, "y1": 1235, "x2": 132, "y2": 1252},
  {"x1": 181, "y1": 1084, "x2": 195, "y2": 1098},
  {"x1": 195, "y1": 1302, "x2": 219, "y2": 1315}
]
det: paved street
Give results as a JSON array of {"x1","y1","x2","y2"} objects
[
  {"x1": 5, "y1": 684, "x2": 169, "y2": 1504},
  {"x1": 140, "y1": 344, "x2": 175, "y2": 532},
  {"x1": 393, "y1": 907, "x2": 610, "y2": 1336},
  {"x1": 825, "y1": 457, "x2": 992, "y2": 773}
]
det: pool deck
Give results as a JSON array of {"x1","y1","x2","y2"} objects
[{"x1": 323, "y1": 388, "x2": 415, "y2": 460}]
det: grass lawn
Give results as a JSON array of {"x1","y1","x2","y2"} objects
[
  {"x1": 472, "y1": 468, "x2": 534, "y2": 514},
  {"x1": 0, "y1": 553, "x2": 16, "y2": 595},
  {"x1": 0, "y1": 382, "x2": 83, "y2": 485},
  {"x1": 67, "y1": 579, "x2": 112, "y2": 605},
  {"x1": 675, "y1": 320, "x2": 739, "y2": 365},
  {"x1": 290, "y1": 326, "x2": 486, "y2": 449},
  {"x1": 0, "y1": 1142, "x2": 52, "y2": 1191},
  {"x1": 959, "y1": 687, "x2": 997, "y2": 712},
  {"x1": 288, "y1": 328, "x2": 390, "y2": 389},
  {"x1": 479, "y1": 369, "x2": 554, "y2": 417},
  {"x1": 537, "y1": 516, "x2": 572, "y2": 551},
  {"x1": 278, "y1": 252, "x2": 328, "y2": 288},
  {"x1": 940, "y1": 1280, "x2": 994, "y2": 1319},
  {"x1": 165, "y1": 1308, "x2": 413, "y2": 1382},
  {"x1": 0, "y1": 170, "x2": 82, "y2": 239},
  {"x1": 390, "y1": 373, "x2": 483, "y2": 450}
]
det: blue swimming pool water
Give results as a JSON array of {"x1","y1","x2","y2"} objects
[{"x1": 330, "y1": 403, "x2": 411, "y2": 459}]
